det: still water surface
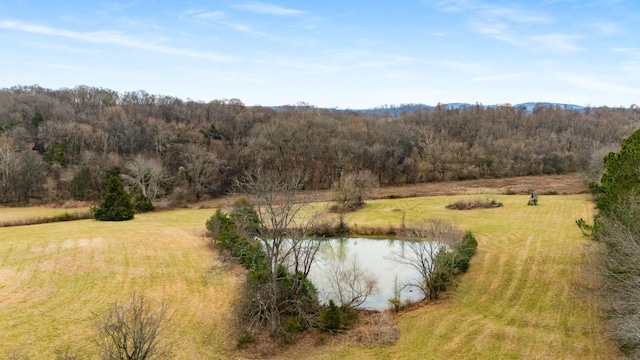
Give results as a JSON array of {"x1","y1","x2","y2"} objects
[{"x1": 308, "y1": 238, "x2": 426, "y2": 311}]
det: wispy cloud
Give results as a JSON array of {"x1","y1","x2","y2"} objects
[
  {"x1": 472, "y1": 73, "x2": 525, "y2": 82},
  {"x1": 621, "y1": 61, "x2": 640, "y2": 76},
  {"x1": 588, "y1": 21, "x2": 622, "y2": 35},
  {"x1": 476, "y1": 21, "x2": 521, "y2": 44},
  {"x1": 433, "y1": 0, "x2": 475, "y2": 12},
  {"x1": 558, "y1": 73, "x2": 639, "y2": 94},
  {"x1": 233, "y1": 2, "x2": 306, "y2": 16},
  {"x1": 358, "y1": 55, "x2": 414, "y2": 68},
  {"x1": 191, "y1": 11, "x2": 226, "y2": 20},
  {"x1": 529, "y1": 33, "x2": 582, "y2": 51},
  {"x1": 31, "y1": 62, "x2": 120, "y2": 73},
  {"x1": 433, "y1": 0, "x2": 551, "y2": 23},
  {"x1": 0, "y1": 20, "x2": 233, "y2": 62},
  {"x1": 483, "y1": 6, "x2": 551, "y2": 24},
  {"x1": 26, "y1": 40, "x2": 101, "y2": 54},
  {"x1": 474, "y1": 22, "x2": 581, "y2": 51},
  {"x1": 183, "y1": 9, "x2": 287, "y2": 41},
  {"x1": 426, "y1": 30, "x2": 452, "y2": 36},
  {"x1": 612, "y1": 47, "x2": 640, "y2": 56},
  {"x1": 441, "y1": 60, "x2": 488, "y2": 73},
  {"x1": 433, "y1": 1, "x2": 567, "y2": 49}
]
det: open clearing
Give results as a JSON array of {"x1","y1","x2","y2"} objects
[
  {"x1": 0, "y1": 175, "x2": 619, "y2": 359},
  {"x1": 0, "y1": 209, "x2": 239, "y2": 359}
]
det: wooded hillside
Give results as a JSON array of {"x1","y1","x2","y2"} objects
[{"x1": 0, "y1": 85, "x2": 638, "y2": 204}]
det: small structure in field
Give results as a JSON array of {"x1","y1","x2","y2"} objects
[{"x1": 528, "y1": 192, "x2": 538, "y2": 206}]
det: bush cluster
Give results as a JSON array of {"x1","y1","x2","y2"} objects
[
  {"x1": 425, "y1": 231, "x2": 479, "y2": 299},
  {"x1": 453, "y1": 231, "x2": 478, "y2": 273},
  {"x1": 446, "y1": 198, "x2": 503, "y2": 210},
  {"x1": 133, "y1": 193, "x2": 154, "y2": 213},
  {"x1": 205, "y1": 200, "x2": 320, "y2": 343},
  {"x1": 206, "y1": 208, "x2": 266, "y2": 271}
]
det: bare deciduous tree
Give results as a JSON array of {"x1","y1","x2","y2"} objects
[
  {"x1": 96, "y1": 292, "x2": 171, "y2": 360},
  {"x1": 324, "y1": 256, "x2": 378, "y2": 309},
  {"x1": 237, "y1": 169, "x2": 323, "y2": 336},
  {"x1": 11, "y1": 150, "x2": 48, "y2": 204},
  {"x1": 332, "y1": 169, "x2": 379, "y2": 210},
  {"x1": 386, "y1": 219, "x2": 462, "y2": 300},
  {"x1": 121, "y1": 155, "x2": 170, "y2": 201},
  {"x1": 181, "y1": 143, "x2": 221, "y2": 200},
  {"x1": 0, "y1": 134, "x2": 18, "y2": 202}
]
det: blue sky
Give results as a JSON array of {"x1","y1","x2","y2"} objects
[{"x1": 0, "y1": 0, "x2": 638, "y2": 108}]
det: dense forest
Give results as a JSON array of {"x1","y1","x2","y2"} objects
[{"x1": 0, "y1": 85, "x2": 638, "y2": 205}]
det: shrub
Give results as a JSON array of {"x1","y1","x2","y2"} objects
[
  {"x1": 280, "y1": 317, "x2": 305, "y2": 344},
  {"x1": 206, "y1": 209, "x2": 268, "y2": 271},
  {"x1": 446, "y1": 198, "x2": 503, "y2": 210},
  {"x1": 133, "y1": 193, "x2": 154, "y2": 212},
  {"x1": 230, "y1": 197, "x2": 261, "y2": 237},
  {"x1": 453, "y1": 232, "x2": 478, "y2": 273},
  {"x1": 236, "y1": 332, "x2": 255, "y2": 348},
  {"x1": 319, "y1": 300, "x2": 341, "y2": 332},
  {"x1": 339, "y1": 305, "x2": 359, "y2": 328}
]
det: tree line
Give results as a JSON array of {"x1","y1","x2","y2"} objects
[
  {"x1": 0, "y1": 84, "x2": 638, "y2": 205},
  {"x1": 580, "y1": 128, "x2": 640, "y2": 358}
]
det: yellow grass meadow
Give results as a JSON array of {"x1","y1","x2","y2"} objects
[{"x1": 0, "y1": 194, "x2": 620, "y2": 359}]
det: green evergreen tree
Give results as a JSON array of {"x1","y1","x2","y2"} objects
[
  {"x1": 30, "y1": 111, "x2": 44, "y2": 129},
  {"x1": 319, "y1": 300, "x2": 341, "y2": 331},
  {"x1": 93, "y1": 175, "x2": 135, "y2": 221},
  {"x1": 43, "y1": 141, "x2": 69, "y2": 167},
  {"x1": 590, "y1": 128, "x2": 640, "y2": 215},
  {"x1": 200, "y1": 123, "x2": 222, "y2": 140}
]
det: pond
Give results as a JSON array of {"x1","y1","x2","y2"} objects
[{"x1": 308, "y1": 238, "x2": 427, "y2": 311}]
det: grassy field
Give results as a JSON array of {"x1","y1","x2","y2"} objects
[
  {"x1": 0, "y1": 208, "x2": 237, "y2": 359},
  {"x1": 0, "y1": 193, "x2": 619, "y2": 359},
  {"x1": 300, "y1": 194, "x2": 619, "y2": 359}
]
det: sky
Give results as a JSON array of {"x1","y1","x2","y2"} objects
[{"x1": 0, "y1": 0, "x2": 639, "y2": 109}]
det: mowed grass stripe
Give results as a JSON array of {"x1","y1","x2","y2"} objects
[
  {"x1": 0, "y1": 210, "x2": 237, "y2": 359},
  {"x1": 305, "y1": 194, "x2": 618, "y2": 359},
  {"x1": 0, "y1": 195, "x2": 619, "y2": 359}
]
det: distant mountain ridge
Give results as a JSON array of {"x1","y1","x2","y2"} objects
[{"x1": 347, "y1": 102, "x2": 587, "y2": 117}]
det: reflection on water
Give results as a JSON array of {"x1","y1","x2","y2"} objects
[{"x1": 308, "y1": 238, "x2": 426, "y2": 311}]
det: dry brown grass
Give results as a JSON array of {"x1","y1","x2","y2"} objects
[{"x1": 0, "y1": 209, "x2": 241, "y2": 359}]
